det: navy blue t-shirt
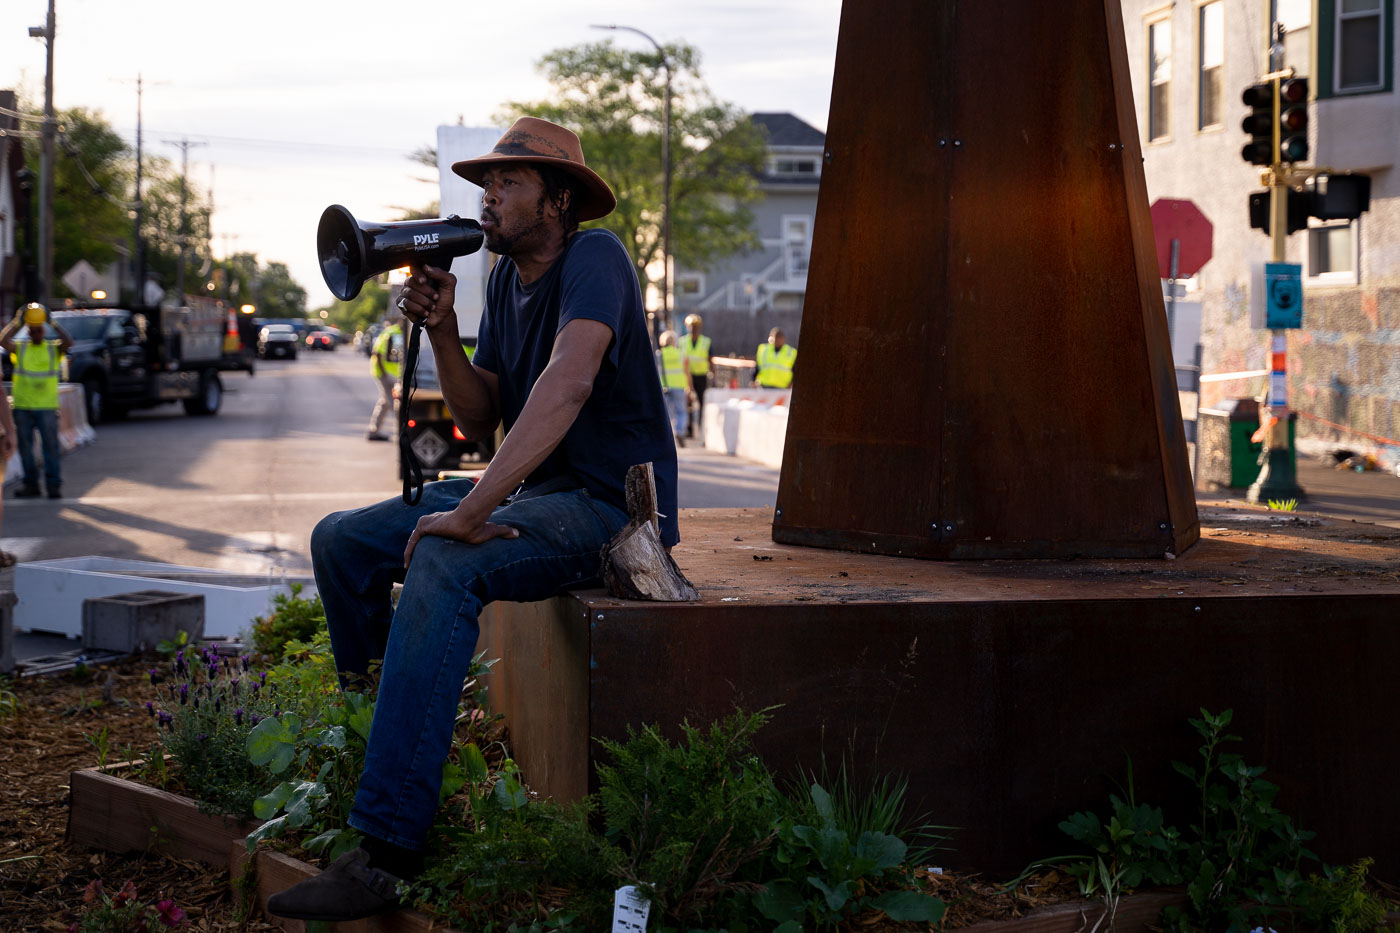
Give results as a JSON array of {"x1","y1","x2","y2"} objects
[{"x1": 472, "y1": 229, "x2": 679, "y2": 546}]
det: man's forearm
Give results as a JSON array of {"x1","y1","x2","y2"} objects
[{"x1": 460, "y1": 362, "x2": 591, "y2": 512}]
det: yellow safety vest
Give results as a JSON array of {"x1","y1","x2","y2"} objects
[
  {"x1": 12, "y1": 340, "x2": 63, "y2": 410},
  {"x1": 755, "y1": 343, "x2": 796, "y2": 388},
  {"x1": 659, "y1": 345, "x2": 688, "y2": 389},
  {"x1": 371, "y1": 325, "x2": 403, "y2": 380},
  {"x1": 682, "y1": 334, "x2": 711, "y2": 375}
]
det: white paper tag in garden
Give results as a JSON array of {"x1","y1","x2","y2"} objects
[{"x1": 612, "y1": 885, "x2": 651, "y2": 932}]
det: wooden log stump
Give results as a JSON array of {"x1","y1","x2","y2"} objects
[{"x1": 602, "y1": 463, "x2": 699, "y2": 601}]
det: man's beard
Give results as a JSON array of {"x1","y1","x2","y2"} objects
[{"x1": 483, "y1": 196, "x2": 549, "y2": 256}]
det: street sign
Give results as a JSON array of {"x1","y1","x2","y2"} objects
[
  {"x1": 1150, "y1": 198, "x2": 1213, "y2": 279},
  {"x1": 1265, "y1": 262, "x2": 1304, "y2": 329},
  {"x1": 62, "y1": 260, "x2": 100, "y2": 299}
]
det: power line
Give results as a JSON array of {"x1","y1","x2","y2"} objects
[{"x1": 111, "y1": 126, "x2": 421, "y2": 157}]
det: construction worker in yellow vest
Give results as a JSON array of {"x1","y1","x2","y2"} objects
[
  {"x1": 681, "y1": 313, "x2": 712, "y2": 438},
  {"x1": 655, "y1": 329, "x2": 694, "y2": 443},
  {"x1": 366, "y1": 316, "x2": 404, "y2": 441},
  {"x1": 754, "y1": 326, "x2": 797, "y2": 388},
  {"x1": 1, "y1": 303, "x2": 74, "y2": 498}
]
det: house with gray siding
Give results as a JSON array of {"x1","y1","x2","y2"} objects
[{"x1": 674, "y1": 112, "x2": 824, "y2": 359}]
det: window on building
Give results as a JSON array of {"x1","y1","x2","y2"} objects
[
  {"x1": 1148, "y1": 18, "x2": 1173, "y2": 140},
  {"x1": 771, "y1": 158, "x2": 818, "y2": 177},
  {"x1": 1306, "y1": 219, "x2": 1359, "y2": 285},
  {"x1": 1274, "y1": 0, "x2": 1313, "y2": 75},
  {"x1": 1337, "y1": 0, "x2": 1385, "y2": 90},
  {"x1": 1198, "y1": 2, "x2": 1225, "y2": 128},
  {"x1": 675, "y1": 274, "x2": 704, "y2": 297},
  {"x1": 782, "y1": 216, "x2": 812, "y2": 279}
]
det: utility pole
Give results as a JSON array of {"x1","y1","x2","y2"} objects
[
  {"x1": 1246, "y1": 30, "x2": 1305, "y2": 503},
  {"x1": 28, "y1": 0, "x2": 56, "y2": 308},
  {"x1": 165, "y1": 137, "x2": 206, "y2": 303}
]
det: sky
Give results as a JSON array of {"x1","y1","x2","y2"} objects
[{"x1": 3, "y1": 0, "x2": 843, "y2": 307}]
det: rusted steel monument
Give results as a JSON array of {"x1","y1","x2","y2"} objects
[
  {"x1": 773, "y1": 0, "x2": 1198, "y2": 559},
  {"x1": 482, "y1": 0, "x2": 1400, "y2": 876}
]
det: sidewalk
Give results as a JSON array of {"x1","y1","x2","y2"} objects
[{"x1": 1195, "y1": 448, "x2": 1400, "y2": 530}]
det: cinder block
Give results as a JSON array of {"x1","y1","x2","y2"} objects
[
  {"x1": 81, "y1": 590, "x2": 205, "y2": 654},
  {"x1": 0, "y1": 590, "x2": 16, "y2": 673}
]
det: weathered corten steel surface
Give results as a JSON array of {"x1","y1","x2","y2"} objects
[
  {"x1": 481, "y1": 508, "x2": 1400, "y2": 877},
  {"x1": 774, "y1": 0, "x2": 1198, "y2": 559}
]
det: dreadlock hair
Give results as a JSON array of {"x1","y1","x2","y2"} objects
[{"x1": 535, "y1": 164, "x2": 581, "y2": 234}]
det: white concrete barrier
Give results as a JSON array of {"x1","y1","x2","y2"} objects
[{"x1": 700, "y1": 388, "x2": 790, "y2": 469}]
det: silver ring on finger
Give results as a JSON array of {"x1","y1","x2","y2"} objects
[{"x1": 396, "y1": 296, "x2": 409, "y2": 312}]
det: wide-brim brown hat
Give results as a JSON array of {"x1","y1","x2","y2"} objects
[{"x1": 452, "y1": 117, "x2": 616, "y2": 222}]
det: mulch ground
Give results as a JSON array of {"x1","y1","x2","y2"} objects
[{"x1": 0, "y1": 654, "x2": 1083, "y2": 932}]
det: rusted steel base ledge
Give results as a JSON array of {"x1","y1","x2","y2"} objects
[{"x1": 480, "y1": 505, "x2": 1400, "y2": 878}]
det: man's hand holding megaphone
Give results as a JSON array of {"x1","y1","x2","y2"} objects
[{"x1": 396, "y1": 265, "x2": 459, "y2": 333}]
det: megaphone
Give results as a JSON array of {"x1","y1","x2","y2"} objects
[{"x1": 317, "y1": 204, "x2": 484, "y2": 301}]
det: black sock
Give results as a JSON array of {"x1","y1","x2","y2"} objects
[{"x1": 360, "y1": 833, "x2": 424, "y2": 880}]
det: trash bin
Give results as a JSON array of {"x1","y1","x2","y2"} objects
[{"x1": 1197, "y1": 398, "x2": 1264, "y2": 489}]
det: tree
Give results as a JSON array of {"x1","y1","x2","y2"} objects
[
  {"x1": 498, "y1": 41, "x2": 767, "y2": 320},
  {"x1": 138, "y1": 157, "x2": 212, "y2": 298},
  {"x1": 19, "y1": 106, "x2": 134, "y2": 299}
]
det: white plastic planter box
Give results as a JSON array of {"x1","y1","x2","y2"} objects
[{"x1": 14, "y1": 557, "x2": 314, "y2": 639}]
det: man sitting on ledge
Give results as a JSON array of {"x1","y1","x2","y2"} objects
[{"x1": 269, "y1": 117, "x2": 679, "y2": 923}]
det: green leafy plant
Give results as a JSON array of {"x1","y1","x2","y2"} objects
[
  {"x1": 1300, "y1": 858, "x2": 1394, "y2": 933},
  {"x1": 1052, "y1": 759, "x2": 1182, "y2": 932},
  {"x1": 147, "y1": 643, "x2": 279, "y2": 817},
  {"x1": 1049, "y1": 709, "x2": 1328, "y2": 933},
  {"x1": 245, "y1": 640, "x2": 493, "y2": 862},
  {"x1": 595, "y1": 710, "x2": 785, "y2": 928},
  {"x1": 154, "y1": 629, "x2": 188, "y2": 660},
  {"x1": 0, "y1": 674, "x2": 21, "y2": 719},
  {"x1": 1267, "y1": 498, "x2": 1299, "y2": 512},
  {"x1": 86, "y1": 726, "x2": 113, "y2": 769},
  {"x1": 63, "y1": 878, "x2": 186, "y2": 931},
  {"x1": 249, "y1": 583, "x2": 326, "y2": 661},
  {"x1": 1165, "y1": 708, "x2": 1318, "y2": 932},
  {"x1": 755, "y1": 780, "x2": 945, "y2": 931}
]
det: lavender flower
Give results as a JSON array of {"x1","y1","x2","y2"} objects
[
  {"x1": 149, "y1": 668, "x2": 160, "y2": 685},
  {"x1": 249, "y1": 713, "x2": 261, "y2": 727},
  {"x1": 175, "y1": 650, "x2": 186, "y2": 676},
  {"x1": 179, "y1": 683, "x2": 189, "y2": 705},
  {"x1": 234, "y1": 707, "x2": 244, "y2": 726},
  {"x1": 157, "y1": 710, "x2": 173, "y2": 729},
  {"x1": 145, "y1": 701, "x2": 155, "y2": 717}
]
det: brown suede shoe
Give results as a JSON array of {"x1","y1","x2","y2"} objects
[{"x1": 265, "y1": 847, "x2": 404, "y2": 921}]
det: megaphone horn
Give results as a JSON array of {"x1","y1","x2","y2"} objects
[{"x1": 317, "y1": 205, "x2": 485, "y2": 302}]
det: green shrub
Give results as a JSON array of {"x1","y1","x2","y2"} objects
[{"x1": 250, "y1": 583, "x2": 325, "y2": 661}]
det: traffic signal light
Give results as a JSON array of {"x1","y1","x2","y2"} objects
[
  {"x1": 1307, "y1": 172, "x2": 1369, "y2": 220},
  {"x1": 1278, "y1": 77, "x2": 1308, "y2": 163},
  {"x1": 1248, "y1": 189, "x2": 1309, "y2": 235},
  {"x1": 1241, "y1": 82, "x2": 1275, "y2": 165}
]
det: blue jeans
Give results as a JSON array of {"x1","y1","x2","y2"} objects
[
  {"x1": 663, "y1": 387, "x2": 688, "y2": 436},
  {"x1": 310, "y1": 477, "x2": 628, "y2": 849},
  {"x1": 15, "y1": 407, "x2": 61, "y2": 491}
]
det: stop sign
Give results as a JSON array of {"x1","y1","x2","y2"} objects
[{"x1": 1150, "y1": 198, "x2": 1213, "y2": 278}]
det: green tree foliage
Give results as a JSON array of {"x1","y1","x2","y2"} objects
[
  {"x1": 498, "y1": 40, "x2": 766, "y2": 303},
  {"x1": 257, "y1": 262, "x2": 308, "y2": 318},
  {"x1": 21, "y1": 107, "x2": 133, "y2": 296},
  {"x1": 17, "y1": 102, "x2": 307, "y2": 311},
  {"x1": 138, "y1": 159, "x2": 212, "y2": 298}
]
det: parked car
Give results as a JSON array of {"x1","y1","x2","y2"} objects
[
  {"x1": 306, "y1": 331, "x2": 336, "y2": 351},
  {"x1": 258, "y1": 324, "x2": 299, "y2": 359}
]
